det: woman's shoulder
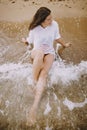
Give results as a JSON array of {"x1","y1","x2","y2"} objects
[
  {"x1": 30, "y1": 25, "x2": 41, "y2": 33},
  {"x1": 52, "y1": 20, "x2": 59, "y2": 27}
]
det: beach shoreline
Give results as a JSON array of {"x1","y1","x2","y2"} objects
[{"x1": 0, "y1": 0, "x2": 87, "y2": 22}]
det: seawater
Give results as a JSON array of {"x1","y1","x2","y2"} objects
[{"x1": 0, "y1": 18, "x2": 87, "y2": 130}]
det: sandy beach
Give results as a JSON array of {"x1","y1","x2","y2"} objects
[{"x1": 0, "y1": 0, "x2": 87, "y2": 22}]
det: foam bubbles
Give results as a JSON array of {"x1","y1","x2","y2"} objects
[
  {"x1": 0, "y1": 60, "x2": 87, "y2": 87},
  {"x1": 0, "y1": 63, "x2": 33, "y2": 85},
  {"x1": 45, "y1": 126, "x2": 53, "y2": 130},
  {"x1": 44, "y1": 100, "x2": 52, "y2": 115},
  {"x1": 50, "y1": 60, "x2": 87, "y2": 86},
  {"x1": 63, "y1": 97, "x2": 87, "y2": 111}
]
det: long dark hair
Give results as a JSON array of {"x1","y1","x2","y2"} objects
[{"x1": 29, "y1": 7, "x2": 51, "y2": 30}]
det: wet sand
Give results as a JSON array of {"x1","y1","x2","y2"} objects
[{"x1": 0, "y1": 0, "x2": 87, "y2": 21}]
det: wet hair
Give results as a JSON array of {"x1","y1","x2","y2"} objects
[{"x1": 29, "y1": 7, "x2": 51, "y2": 30}]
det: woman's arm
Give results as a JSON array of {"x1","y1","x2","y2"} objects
[{"x1": 55, "y1": 38, "x2": 71, "y2": 48}]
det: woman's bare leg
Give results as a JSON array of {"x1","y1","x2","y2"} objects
[
  {"x1": 31, "y1": 50, "x2": 44, "y2": 83},
  {"x1": 26, "y1": 54, "x2": 54, "y2": 126}
]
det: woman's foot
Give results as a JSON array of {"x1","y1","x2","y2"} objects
[{"x1": 26, "y1": 107, "x2": 37, "y2": 126}]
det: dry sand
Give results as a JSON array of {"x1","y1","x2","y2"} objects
[{"x1": 0, "y1": 0, "x2": 87, "y2": 22}]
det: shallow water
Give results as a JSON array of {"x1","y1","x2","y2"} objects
[{"x1": 0, "y1": 17, "x2": 87, "y2": 130}]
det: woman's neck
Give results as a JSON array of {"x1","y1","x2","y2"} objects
[{"x1": 41, "y1": 23, "x2": 48, "y2": 28}]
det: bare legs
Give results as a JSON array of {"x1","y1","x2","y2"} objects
[
  {"x1": 26, "y1": 50, "x2": 54, "y2": 126},
  {"x1": 31, "y1": 50, "x2": 44, "y2": 82}
]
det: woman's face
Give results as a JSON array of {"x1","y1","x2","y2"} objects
[{"x1": 42, "y1": 14, "x2": 53, "y2": 27}]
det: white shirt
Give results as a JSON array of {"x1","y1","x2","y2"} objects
[{"x1": 26, "y1": 20, "x2": 61, "y2": 55}]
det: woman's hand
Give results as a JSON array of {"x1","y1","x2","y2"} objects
[
  {"x1": 56, "y1": 38, "x2": 72, "y2": 48},
  {"x1": 63, "y1": 42, "x2": 72, "y2": 48},
  {"x1": 22, "y1": 37, "x2": 29, "y2": 46},
  {"x1": 58, "y1": 42, "x2": 72, "y2": 57}
]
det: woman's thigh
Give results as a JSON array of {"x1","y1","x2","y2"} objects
[
  {"x1": 31, "y1": 50, "x2": 54, "y2": 73},
  {"x1": 43, "y1": 54, "x2": 54, "y2": 73},
  {"x1": 31, "y1": 49, "x2": 44, "y2": 60}
]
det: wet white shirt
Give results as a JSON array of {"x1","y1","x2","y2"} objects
[{"x1": 26, "y1": 20, "x2": 61, "y2": 55}]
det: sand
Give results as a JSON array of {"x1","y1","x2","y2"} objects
[{"x1": 0, "y1": 0, "x2": 87, "y2": 22}]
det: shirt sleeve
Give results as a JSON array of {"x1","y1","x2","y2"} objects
[
  {"x1": 26, "y1": 30, "x2": 34, "y2": 44},
  {"x1": 54, "y1": 22, "x2": 61, "y2": 40}
]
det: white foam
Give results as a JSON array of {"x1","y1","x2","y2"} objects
[
  {"x1": 57, "y1": 106, "x2": 61, "y2": 117},
  {"x1": 44, "y1": 100, "x2": 52, "y2": 115},
  {"x1": 53, "y1": 92, "x2": 58, "y2": 101},
  {"x1": 19, "y1": 50, "x2": 32, "y2": 64},
  {"x1": 53, "y1": 92, "x2": 61, "y2": 117},
  {"x1": 0, "y1": 60, "x2": 87, "y2": 87},
  {"x1": 0, "y1": 46, "x2": 9, "y2": 57},
  {"x1": 5, "y1": 100, "x2": 10, "y2": 108},
  {"x1": 45, "y1": 126, "x2": 52, "y2": 130},
  {"x1": 0, "y1": 109, "x2": 4, "y2": 115},
  {"x1": 50, "y1": 60, "x2": 87, "y2": 86},
  {"x1": 63, "y1": 97, "x2": 87, "y2": 111},
  {"x1": 0, "y1": 63, "x2": 33, "y2": 85}
]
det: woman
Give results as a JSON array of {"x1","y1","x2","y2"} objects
[{"x1": 22, "y1": 7, "x2": 71, "y2": 126}]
